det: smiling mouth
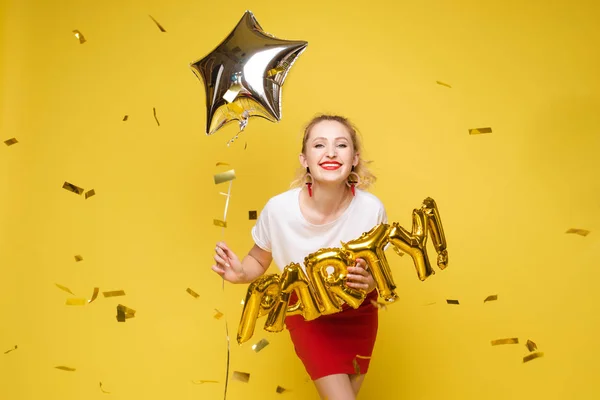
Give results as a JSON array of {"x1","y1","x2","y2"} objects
[{"x1": 320, "y1": 162, "x2": 341, "y2": 170}]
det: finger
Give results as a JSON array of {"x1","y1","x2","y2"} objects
[
  {"x1": 214, "y1": 254, "x2": 230, "y2": 267},
  {"x1": 346, "y1": 281, "x2": 368, "y2": 290},
  {"x1": 211, "y1": 265, "x2": 225, "y2": 276}
]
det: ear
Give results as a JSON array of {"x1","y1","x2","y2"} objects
[
  {"x1": 299, "y1": 153, "x2": 308, "y2": 169},
  {"x1": 353, "y1": 152, "x2": 360, "y2": 168}
]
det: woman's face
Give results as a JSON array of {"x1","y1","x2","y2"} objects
[{"x1": 300, "y1": 120, "x2": 358, "y2": 185}]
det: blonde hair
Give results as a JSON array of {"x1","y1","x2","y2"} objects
[{"x1": 290, "y1": 114, "x2": 377, "y2": 190}]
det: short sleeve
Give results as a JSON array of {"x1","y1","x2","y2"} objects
[
  {"x1": 377, "y1": 204, "x2": 388, "y2": 225},
  {"x1": 251, "y1": 201, "x2": 272, "y2": 252}
]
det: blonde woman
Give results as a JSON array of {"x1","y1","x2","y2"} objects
[{"x1": 212, "y1": 115, "x2": 387, "y2": 399}]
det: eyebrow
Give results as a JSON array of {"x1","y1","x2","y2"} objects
[{"x1": 311, "y1": 136, "x2": 349, "y2": 142}]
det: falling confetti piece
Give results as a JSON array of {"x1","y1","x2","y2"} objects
[
  {"x1": 424, "y1": 302, "x2": 437, "y2": 306},
  {"x1": 216, "y1": 162, "x2": 230, "y2": 166},
  {"x1": 55, "y1": 283, "x2": 75, "y2": 296},
  {"x1": 523, "y1": 352, "x2": 544, "y2": 363},
  {"x1": 525, "y1": 340, "x2": 537, "y2": 352},
  {"x1": 436, "y1": 80, "x2": 452, "y2": 88},
  {"x1": 468, "y1": 127, "x2": 493, "y2": 135},
  {"x1": 213, "y1": 219, "x2": 227, "y2": 228},
  {"x1": 276, "y1": 386, "x2": 287, "y2": 393},
  {"x1": 232, "y1": 371, "x2": 250, "y2": 383},
  {"x1": 191, "y1": 380, "x2": 219, "y2": 384},
  {"x1": 251, "y1": 339, "x2": 269, "y2": 353},
  {"x1": 223, "y1": 84, "x2": 243, "y2": 103},
  {"x1": 103, "y1": 290, "x2": 126, "y2": 298},
  {"x1": 370, "y1": 300, "x2": 387, "y2": 310},
  {"x1": 249, "y1": 210, "x2": 257, "y2": 220},
  {"x1": 148, "y1": 15, "x2": 166, "y2": 32},
  {"x1": 391, "y1": 245, "x2": 405, "y2": 257},
  {"x1": 88, "y1": 287, "x2": 100, "y2": 303},
  {"x1": 214, "y1": 309, "x2": 224, "y2": 320},
  {"x1": 66, "y1": 298, "x2": 87, "y2": 306},
  {"x1": 116, "y1": 304, "x2": 136, "y2": 322},
  {"x1": 122, "y1": 115, "x2": 128, "y2": 121},
  {"x1": 55, "y1": 366, "x2": 76, "y2": 372},
  {"x1": 214, "y1": 169, "x2": 236, "y2": 185},
  {"x1": 153, "y1": 107, "x2": 160, "y2": 126},
  {"x1": 566, "y1": 228, "x2": 590, "y2": 237},
  {"x1": 446, "y1": 299, "x2": 460, "y2": 305},
  {"x1": 74, "y1": 255, "x2": 83, "y2": 262},
  {"x1": 491, "y1": 338, "x2": 519, "y2": 346},
  {"x1": 484, "y1": 294, "x2": 498, "y2": 303},
  {"x1": 4, "y1": 345, "x2": 17, "y2": 354},
  {"x1": 72, "y1": 30, "x2": 86, "y2": 44},
  {"x1": 99, "y1": 382, "x2": 110, "y2": 394},
  {"x1": 352, "y1": 358, "x2": 360, "y2": 374},
  {"x1": 4, "y1": 138, "x2": 18, "y2": 146},
  {"x1": 63, "y1": 181, "x2": 84, "y2": 195},
  {"x1": 186, "y1": 288, "x2": 200, "y2": 298},
  {"x1": 85, "y1": 189, "x2": 95, "y2": 199}
]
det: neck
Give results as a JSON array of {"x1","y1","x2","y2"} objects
[{"x1": 306, "y1": 181, "x2": 353, "y2": 215}]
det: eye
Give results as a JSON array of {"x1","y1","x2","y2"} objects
[
  {"x1": 314, "y1": 143, "x2": 324, "y2": 148},
  {"x1": 337, "y1": 143, "x2": 348, "y2": 148}
]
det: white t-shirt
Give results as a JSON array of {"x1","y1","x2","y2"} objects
[{"x1": 251, "y1": 187, "x2": 388, "y2": 272}]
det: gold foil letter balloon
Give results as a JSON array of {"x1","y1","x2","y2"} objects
[
  {"x1": 342, "y1": 223, "x2": 398, "y2": 302},
  {"x1": 237, "y1": 274, "x2": 280, "y2": 344},
  {"x1": 189, "y1": 10, "x2": 308, "y2": 135},
  {"x1": 305, "y1": 247, "x2": 366, "y2": 314}
]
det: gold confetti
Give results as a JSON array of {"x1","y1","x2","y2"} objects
[
  {"x1": 484, "y1": 294, "x2": 498, "y2": 303},
  {"x1": 116, "y1": 304, "x2": 136, "y2": 322},
  {"x1": 72, "y1": 30, "x2": 86, "y2": 44},
  {"x1": 191, "y1": 380, "x2": 219, "y2": 384},
  {"x1": 122, "y1": 115, "x2": 128, "y2": 121},
  {"x1": 55, "y1": 366, "x2": 76, "y2": 372},
  {"x1": 99, "y1": 382, "x2": 110, "y2": 394},
  {"x1": 244, "y1": 142, "x2": 247, "y2": 150},
  {"x1": 55, "y1": 283, "x2": 75, "y2": 295},
  {"x1": 214, "y1": 169, "x2": 236, "y2": 185},
  {"x1": 213, "y1": 219, "x2": 227, "y2": 228},
  {"x1": 446, "y1": 299, "x2": 460, "y2": 305},
  {"x1": 523, "y1": 352, "x2": 544, "y2": 363},
  {"x1": 491, "y1": 338, "x2": 519, "y2": 346},
  {"x1": 468, "y1": 127, "x2": 492, "y2": 135},
  {"x1": 223, "y1": 84, "x2": 243, "y2": 103},
  {"x1": 216, "y1": 162, "x2": 230, "y2": 166},
  {"x1": 74, "y1": 255, "x2": 83, "y2": 262},
  {"x1": 370, "y1": 300, "x2": 387, "y2": 310},
  {"x1": 392, "y1": 245, "x2": 405, "y2": 257},
  {"x1": 88, "y1": 287, "x2": 100, "y2": 303},
  {"x1": 103, "y1": 290, "x2": 126, "y2": 298},
  {"x1": 153, "y1": 107, "x2": 160, "y2": 126},
  {"x1": 232, "y1": 371, "x2": 250, "y2": 383},
  {"x1": 566, "y1": 228, "x2": 590, "y2": 237},
  {"x1": 66, "y1": 298, "x2": 87, "y2": 306},
  {"x1": 352, "y1": 358, "x2": 360, "y2": 374},
  {"x1": 267, "y1": 66, "x2": 286, "y2": 77},
  {"x1": 436, "y1": 80, "x2": 452, "y2": 88},
  {"x1": 275, "y1": 386, "x2": 287, "y2": 393},
  {"x1": 214, "y1": 309, "x2": 224, "y2": 319},
  {"x1": 251, "y1": 338, "x2": 269, "y2": 353},
  {"x1": 525, "y1": 339, "x2": 537, "y2": 352},
  {"x1": 148, "y1": 15, "x2": 166, "y2": 32},
  {"x1": 249, "y1": 210, "x2": 257, "y2": 220},
  {"x1": 424, "y1": 302, "x2": 437, "y2": 306},
  {"x1": 186, "y1": 288, "x2": 200, "y2": 298},
  {"x1": 85, "y1": 189, "x2": 95, "y2": 199},
  {"x1": 63, "y1": 181, "x2": 84, "y2": 195},
  {"x1": 4, "y1": 345, "x2": 17, "y2": 354},
  {"x1": 4, "y1": 138, "x2": 18, "y2": 146}
]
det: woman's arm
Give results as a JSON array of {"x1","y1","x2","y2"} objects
[{"x1": 213, "y1": 242, "x2": 273, "y2": 284}]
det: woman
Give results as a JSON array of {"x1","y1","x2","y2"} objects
[{"x1": 212, "y1": 114, "x2": 388, "y2": 399}]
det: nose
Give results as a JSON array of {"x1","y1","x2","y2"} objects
[{"x1": 326, "y1": 144, "x2": 336, "y2": 158}]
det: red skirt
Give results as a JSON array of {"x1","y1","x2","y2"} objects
[{"x1": 284, "y1": 290, "x2": 379, "y2": 381}]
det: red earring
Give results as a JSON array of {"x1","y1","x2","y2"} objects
[
  {"x1": 348, "y1": 165, "x2": 358, "y2": 196},
  {"x1": 305, "y1": 167, "x2": 313, "y2": 197}
]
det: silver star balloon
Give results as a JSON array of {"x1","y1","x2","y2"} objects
[{"x1": 190, "y1": 10, "x2": 308, "y2": 137}]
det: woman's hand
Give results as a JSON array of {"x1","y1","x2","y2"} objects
[
  {"x1": 345, "y1": 258, "x2": 376, "y2": 293},
  {"x1": 211, "y1": 241, "x2": 246, "y2": 283}
]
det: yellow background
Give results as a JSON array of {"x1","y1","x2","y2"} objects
[{"x1": 1, "y1": 0, "x2": 599, "y2": 399}]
